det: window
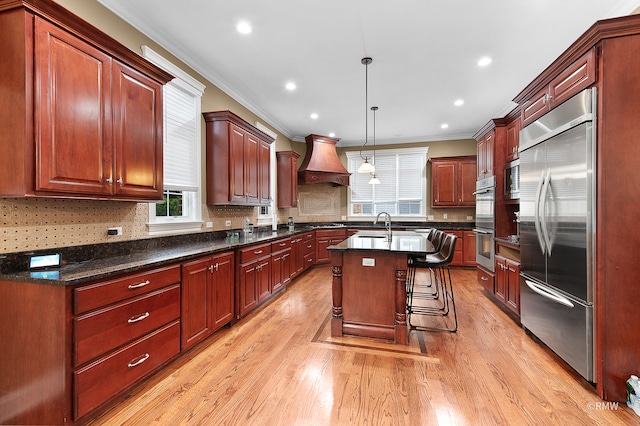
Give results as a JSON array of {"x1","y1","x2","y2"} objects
[
  {"x1": 255, "y1": 122, "x2": 277, "y2": 228},
  {"x1": 346, "y1": 147, "x2": 428, "y2": 219},
  {"x1": 142, "y1": 46, "x2": 206, "y2": 234}
]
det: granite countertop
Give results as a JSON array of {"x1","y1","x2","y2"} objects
[
  {"x1": 0, "y1": 221, "x2": 473, "y2": 286},
  {"x1": 0, "y1": 227, "x2": 314, "y2": 286},
  {"x1": 327, "y1": 230, "x2": 436, "y2": 255}
]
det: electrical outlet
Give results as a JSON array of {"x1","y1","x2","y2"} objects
[
  {"x1": 341, "y1": 216, "x2": 347, "y2": 221},
  {"x1": 427, "y1": 215, "x2": 434, "y2": 220},
  {"x1": 443, "y1": 213, "x2": 448, "y2": 219},
  {"x1": 107, "y1": 227, "x2": 122, "y2": 236},
  {"x1": 467, "y1": 216, "x2": 473, "y2": 220},
  {"x1": 206, "y1": 222, "x2": 213, "y2": 228},
  {"x1": 225, "y1": 220, "x2": 231, "y2": 227}
]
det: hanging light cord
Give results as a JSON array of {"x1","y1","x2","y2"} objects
[
  {"x1": 371, "y1": 106, "x2": 377, "y2": 167},
  {"x1": 360, "y1": 57, "x2": 372, "y2": 161}
]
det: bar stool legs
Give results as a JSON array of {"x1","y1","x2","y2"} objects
[{"x1": 406, "y1": 233, "x2": 458, "y2": 333}]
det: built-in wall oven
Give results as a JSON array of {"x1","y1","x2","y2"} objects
[{"x1": 474, "y1": 176, "x2": 495, "y2": 272}]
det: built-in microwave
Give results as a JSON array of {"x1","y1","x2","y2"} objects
[{"x1": 504, "y1": 159, "x2": 520, "y2": 200}]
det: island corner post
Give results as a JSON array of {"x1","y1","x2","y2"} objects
[{"x1": 329, "y1": 249, "x2": 409, "y2": 345}]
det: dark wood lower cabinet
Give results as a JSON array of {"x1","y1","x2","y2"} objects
[
  {"x1": 0, "y1": 233, "x2": 318, "y2": 424},
  {"x1": 486, "y1": 250, "x2": 520, "y2": 316},
  {"x1": 181, "y1": 251, "x2": 234, "y2": 351}
]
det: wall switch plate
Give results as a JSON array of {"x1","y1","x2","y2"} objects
[
  {"x1": 206, "y1": 221, "x2": 213, "y2": 228},
  {"x1": 107, "y1": 227, "x2": 122, "y2": 236},
  {"x1": 225, "y1": 220, "x2": 231, "y2": 227},
  {"x1": 362, "y1": 258, "x2": 375, "y2": 267},
  {"x1": 443, "y1": 213, "x2": 448, "y2": 219},
  {"x1": 467, "y1": 216, "x2": 473, "y2": 220},
  {"x1": 341, "y1": 216, "x2": 347, "y2": 220},
  {"x1": 427, "y1": 215, "x2": 434, "y2": 220}
]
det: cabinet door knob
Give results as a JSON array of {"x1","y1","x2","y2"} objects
[
  {"x1": 117, "y1": 177, "x2": 123, "y2": 186},
  {"x1": 105, "y1": 177, "x2": 113, "y2": 184}
]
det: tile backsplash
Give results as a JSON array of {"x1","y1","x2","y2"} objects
[{"x1": 0, "y1": 198, "x2": 263, "y2": 254}]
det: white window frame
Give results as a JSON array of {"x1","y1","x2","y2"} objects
[
  {"x1": 142, "y1": 46, "x2": 206, "y2": 235},
  {"x1": 255, "y1": 122, "x2": 277, "y2": 228},
  {"x1": 346, "y1": 147, "x2": 429, "y2": 221}
]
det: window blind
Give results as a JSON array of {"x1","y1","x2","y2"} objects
[{"x1": 163, "y1": 82, "x2": 199, "y2": 192}]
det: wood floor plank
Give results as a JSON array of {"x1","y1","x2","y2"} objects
[{"x1": 87, "y1": 266, "x2": 636, "y2": 425}]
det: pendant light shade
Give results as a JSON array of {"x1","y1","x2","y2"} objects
[
  {"x1": 358, "y1": 159, "x2": 375, "y2": 173},
  {"x1": 368, "y1": 174, "x2": 381, "y2": 185},
  {"x1": 358, "y1": 57, "x2": 374, "y2": 174}
]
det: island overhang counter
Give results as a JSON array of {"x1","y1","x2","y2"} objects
[{"x1": 327, "y1": 230, "x2": 436, "y2": 344}]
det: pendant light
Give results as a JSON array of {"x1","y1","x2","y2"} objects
[
  {"x1": 358, "y1": 57, "x2": 375, "y2": 174},
  {"x1": 368, "y1": 106, "x2": 380, "y2": 185}
]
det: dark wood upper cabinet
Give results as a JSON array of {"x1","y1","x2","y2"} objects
[
  {"x1": 0, "y1": 1, "x2": 172, "y2": 201},
  {"x1": 521, "y1": 48, "x2": 595, "y2": 127},
  {"x1": 203, "y1": 111, "x2": 274, "y2": 206},
  {"x1": 430, "y1": 156, "x2": 477, "y2": 208},
  {"x1": 505, "y1": 118, "x2": 521, "y2": 162},
  {"x1": 276, "y1": 151, "x2": 300, "y2": 208}
]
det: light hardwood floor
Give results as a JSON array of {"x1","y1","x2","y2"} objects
[{"x1": 88, "y1": 266, "x2": 636, "y2": 425}]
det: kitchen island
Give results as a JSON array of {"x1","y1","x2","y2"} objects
[{"x1": 327, "y1": 230, "x2": 435, "y2": 345}]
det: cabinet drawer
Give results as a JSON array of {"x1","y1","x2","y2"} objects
[
  {"x1": 75, "y1": 284, "x2": 180, "y2": 366},
  {"x1": 315, "y1": 229, "x2": 346, "y2": 239},
  {"x1": 271, "y1": 238, "x2": 291, "y2": 252},
  {"x1": 302, "y1": 239, "x2": 316, "y2": 256},
  {"x1": 303, "y1": 252, "x2": 315, "y2": 269},
  {"x1": 74, "y1": 265, "x2": 181, "y2": 314},
  {"x1": 477, "y1": 267, "x2": 495, "y2": 293},
  {"x1": 74, "y1": 320, "x2": 180, "y2": 420},
  {"x1": 301, "y1": 231, "x2": 315, "y2": 241},
  {"x1": 239, "y1": 242, "x2": 271, "y2": 263}
]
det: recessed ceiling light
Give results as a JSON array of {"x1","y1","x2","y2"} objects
[
  {"x1": 236, "y1": 21, "x2": 252, "y2": 35},
  {"x1": 310, "y1": 113, "x2": 319, "y2": 119},
  {"x1": 478, "y1": 57, "x2": 492, "y2": 67},
  {"x1": 285, "y1": 82, "x2": 296, "y2": 91},
  {"x1": 454, "y1": 99, "x2": 464, "y2": 106},
  {"x1": 328, "y1": 132, "x2": 336, "y2": 138},
  {"x1": 441, "y1": 123, "x2": 449, "y2": 129}
]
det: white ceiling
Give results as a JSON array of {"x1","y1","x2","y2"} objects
[{"x1": 99, "y1": 0, "x2": 639, "y2": 147}]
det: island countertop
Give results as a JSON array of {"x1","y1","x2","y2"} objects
[{"x1": 327, "y1": 230, "x2": 436, "y2": 255}]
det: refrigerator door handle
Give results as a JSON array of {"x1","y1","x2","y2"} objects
[
  {"x1": 540, "y1": 169, "x2": 553, "y2": 255},
  {"x1": 534, "y1": 170, "x2": 546, "y2": 255},
  {"x1": 525, "y1": 279, "x2": 575, "y2": 308}
]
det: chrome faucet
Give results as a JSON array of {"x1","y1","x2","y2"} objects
[{"x1": 374, "y1": 212, "x2": 392, "y2": 240}]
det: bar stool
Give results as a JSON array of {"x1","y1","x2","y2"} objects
[
  {"x1": 406, "y1": 229, "x2": 445, "y2": 300},
  {"x1": 406, "y1": 233, "x2": 458, "y2": 332}
]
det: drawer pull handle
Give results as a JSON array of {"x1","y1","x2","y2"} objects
[
  {"x1": 128, "y1": 312, "x2": 150, "y2": 323},
  {"x1": 127, "y1": 353, "x2": 150, "y2": 368},
  {"x1": 307, "y1": 245, "x2": 312, "y2": 249},
  {"x1": 128, "y1": 280, "x2": 150, "y2": 289},
  {"x1": 254, "y1": 250, "x2": 263, "y2": 254},
  {"x1": 481, "y1": 276, "x2": 488, "y2": 281},
  {"x1": 279, "y1": 242, "x2": 286, "y2": 246}
]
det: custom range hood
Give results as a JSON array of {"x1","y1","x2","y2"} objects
[{"x1": 297, "y1": 134, "x2": 351, "y2": 186}]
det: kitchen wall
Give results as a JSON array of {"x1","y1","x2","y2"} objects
[{"x1": 0, "y1": 0, "x2": 476, "y2": 254}]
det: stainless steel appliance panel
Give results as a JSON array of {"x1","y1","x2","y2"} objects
[
  {"x1": 544, "y1": 122, "x2": 593, "y2": 302},
  {"x1": 519, "y1": 87, "x2": 596, "y2": 383},
  {"x1": 474, "y1": 228, "x2": 494, "y2": 272},
  {"x1": 521, "y1": 276, "x2": 594, "y2": 382},
  {"x1": 519, "y1": 142, "x2": 546, "y2": 285},
  {"x1": 474, "y1": 176, "x2": 495, "y2": 230}
]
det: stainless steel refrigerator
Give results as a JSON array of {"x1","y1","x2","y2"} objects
[{"x1": 519, "y1": 88, "x2": 596, "y2": 382}]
